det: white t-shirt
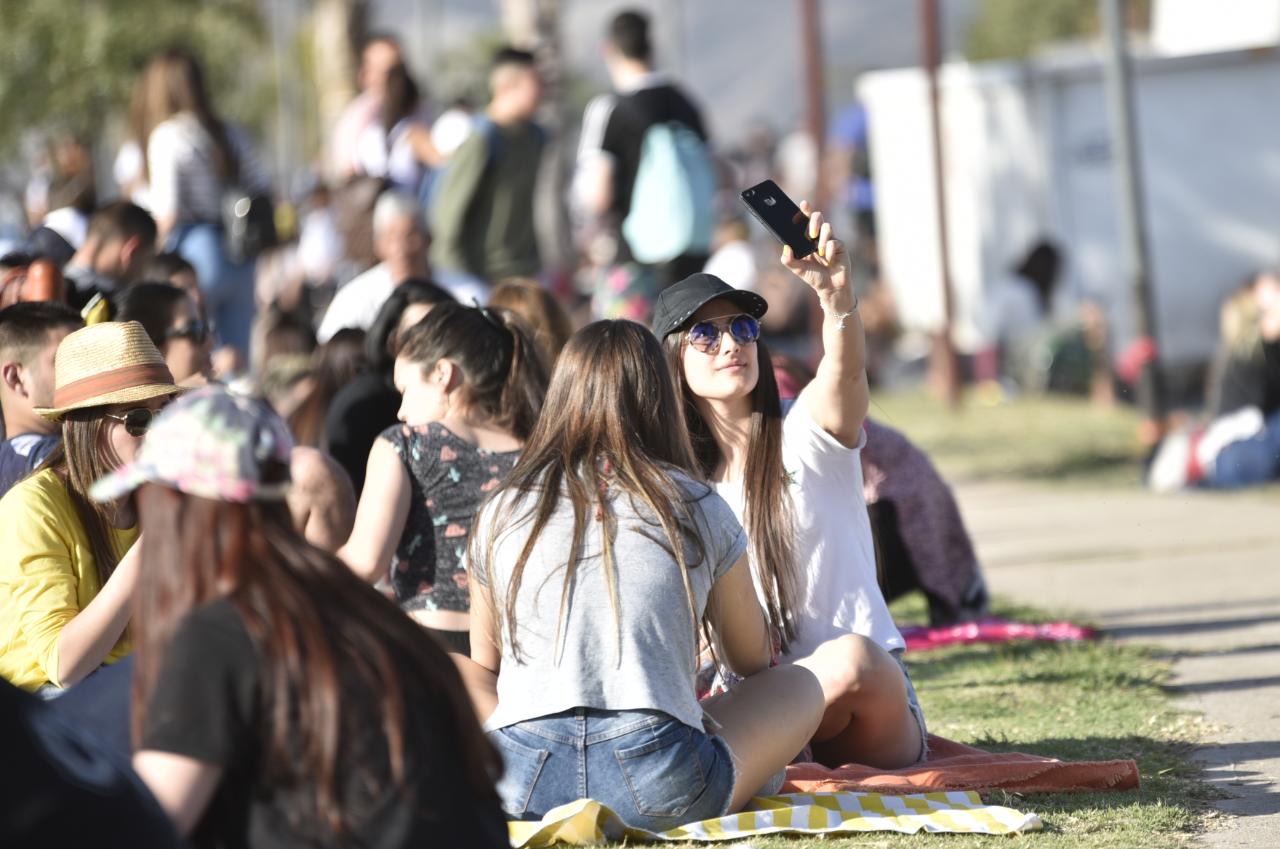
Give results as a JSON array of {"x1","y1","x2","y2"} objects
[
  {"x1": 355, "y1": 119, "x2": 427, "y2": 195},
  {"x1": 714, "y1": 398, "x2": 903, "y2": 660},
  {"x1": 315, "y1": 262, "x2": 395, "y2": 343}
]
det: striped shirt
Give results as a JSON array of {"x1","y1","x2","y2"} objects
[{"x1": 147, "y1": 112, "x2": 270, "y2": 225}]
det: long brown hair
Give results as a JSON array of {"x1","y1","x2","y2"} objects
[
  {"x1": 396, "y1": 302, "x2": 547, "y2": 440},
  {"x1": 141, "y1": 48, "x2": 237, "y2": 182},
  {"x1": 472, "y1": 320, "x2": 711, "y2": 665},
  {"x1": 40, "y1": 412, "x2": 133, "y2": 586},
  {"x1": 664, "y1": 334, "x2": 799, "y2": 652},
  {"x1": 131, "y1": 484, "x2": 499, "y2": 839},
  {"x1": 488, "y1": 279, "x2": 575, "y2": 366}
]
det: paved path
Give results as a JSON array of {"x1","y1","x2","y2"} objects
[{"x1": 954, "y1": 481, "x2": 1280, "y2": 847}]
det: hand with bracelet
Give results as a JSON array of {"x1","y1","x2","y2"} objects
[{"x1": 780, "y1": 200, "x2": 859, "y2": 329}]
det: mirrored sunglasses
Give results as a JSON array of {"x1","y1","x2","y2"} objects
[
  {"x1": 686, "y1": 314, "x2": 761, "y2": 355},
  {"x1": 105, "y1": 407, "x2": 157, "y2": 438}
]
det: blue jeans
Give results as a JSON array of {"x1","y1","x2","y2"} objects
[
  {"x1": 169, "y1": 222, "x2": 256, "y2": 358},
  {"x1": 1204, "y1": 411, "x2": 1280, "y2": 489},
  {"x1": 489, "y1": 708, "x2": 738, "y2": 831}
]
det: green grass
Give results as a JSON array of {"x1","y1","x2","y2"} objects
[
  {"x1": 867, "y1": 390, "x2": 1149, "y2": 486},
  {"x1": 603, "y1": 595, "x2": 1214, "y2": 848}
]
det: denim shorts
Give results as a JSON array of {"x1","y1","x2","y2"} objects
[
  {"x1": 489, "y1": 708, "x2": 738, "y2": 831},
  {"x1": 893, "y1": 648, "x2": 930, "y2": 762}
]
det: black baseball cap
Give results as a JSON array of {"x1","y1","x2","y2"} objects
[{"x1": 651, "y1": 273, "x2": 769, "y2": 340}]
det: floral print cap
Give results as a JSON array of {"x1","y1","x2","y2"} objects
[{"x1": 91, "y1": 386, "x2": 294, "y2": 504}]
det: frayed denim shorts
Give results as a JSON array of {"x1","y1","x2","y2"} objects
[{"x1": 488, "y1": 708, "x2": 738, "y2": 831}]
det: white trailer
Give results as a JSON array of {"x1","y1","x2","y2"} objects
[{"x1": 860, "y1": 44, "x2": 1280, "y2": 368}]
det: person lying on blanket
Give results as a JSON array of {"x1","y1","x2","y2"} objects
[
  {"x1": 654, "y1": 204, "x2": 927, "y2": 768},
  {"x1": 459, "y1": 320, "x2": 837, "y2": 831}
]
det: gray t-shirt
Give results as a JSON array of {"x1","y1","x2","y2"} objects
[{"x1": 476, "y1": 469, "x2": 746, "y2": 732}]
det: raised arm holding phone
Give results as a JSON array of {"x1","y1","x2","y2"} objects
[{"x1": 653, "y1": 189, "x2": 926, "y2": 769}]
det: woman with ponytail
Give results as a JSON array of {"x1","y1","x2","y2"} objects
[{"x1": 340, "y1": 302, "x2": 548, "y2": 655}]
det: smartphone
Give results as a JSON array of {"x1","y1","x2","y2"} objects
[{"x1": 739, "y1": 179, "x2": 817, "y2": 258}]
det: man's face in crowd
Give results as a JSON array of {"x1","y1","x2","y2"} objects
[
  {"x1": 375, "y1": 213, "x2": 427, "y2": 278},
  {"x1": 492, "y1": 64, "x2": 543, "y2": 120}
]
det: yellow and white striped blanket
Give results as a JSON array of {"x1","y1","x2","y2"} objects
[{"x1": 508, "y1": 790, "x2": 1043, "y2": 846}]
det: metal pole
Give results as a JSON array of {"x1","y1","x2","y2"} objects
[
  {"x1": 798, "y1": 0, "x2": 827, "y2": 210},
  {"x1": 1099, "y1": 0, "x2": 1166, "y2": 433},
  {"x1": 920, "y1": 0, "x2": 961, "y2": 408},
  {"x1": 798, "y1": 0, "x2": 829, "y2": 366}
]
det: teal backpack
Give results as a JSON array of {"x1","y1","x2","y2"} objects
[{"x1": 622, "y1": 122, "x2": 715, "y2": 264}]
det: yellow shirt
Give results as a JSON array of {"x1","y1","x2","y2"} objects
[{"x1": 0, "y1": 468, "x2": 137, "y2": 690}]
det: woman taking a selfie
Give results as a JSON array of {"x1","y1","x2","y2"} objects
[
  {"x1": 463, "y1": 321, "x2": 838, "y2": 830},
  {"x1": 92, "y1": 387, "x2": 507, "y2": 847},
  {"x1": 654, "y1": 203, "x2": 926, "y2": 769}
]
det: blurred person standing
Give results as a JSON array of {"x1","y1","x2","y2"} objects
[
  {"x1": 328, "y1": 34, "x2": 405, "y2": 182},
  {"x1": 573, "y1": 9, "x2": 713, "y2": 322},
  {"x1": 355, "y1": 63, "x2": 446, "y2": 199},
  {"x1": 61, "y1": 202, "x2": 158, "y2": 312},
  {"x1": 315, "y1": 190, "x2": 429, "y2": 342},
  {"x1": 143, "y1": 48, "x2": 272, "y2": 361},
  {"x1": 429, "y1": 48, "x2": 545, "y2": 299},
  {"x1": 0, "y1": 303, "x2": 83, "y2": 496}
]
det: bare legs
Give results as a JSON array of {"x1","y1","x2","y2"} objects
[
  {"x1": 700, "y1": 665, "x2": 825, "y2": 811},
  {"x1": 452, "y1": 635, "x2": 923, "y2": 815},
  {"x1": 795, "y1": 634, "x2": 923, "y2": 769}
]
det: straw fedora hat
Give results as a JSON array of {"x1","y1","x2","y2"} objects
[{"x1": 35, "y1": 321, "x2": 181, "y2": 421}]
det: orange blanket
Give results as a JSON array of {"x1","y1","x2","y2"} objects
[{"x1": 783, "y1": 734, "x2": 1140, "y2": 795}]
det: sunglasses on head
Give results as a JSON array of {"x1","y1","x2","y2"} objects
[
  {"x1": 105, "y1": 407, "x2": 157, "y2": 437},
  {"x1": 685, "y1": 314, "x2": 761, "y2": 355},
  {"x1": 164, "y1": 320, "x2": 209, "y2": 344}
]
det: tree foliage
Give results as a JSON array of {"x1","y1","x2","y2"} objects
[
  {"x1": 0, "y1": 0, "x2": 267, "y2": 155},
  {"x1": 964, "y1": 0, "x2": 1151, "y2": 62}
]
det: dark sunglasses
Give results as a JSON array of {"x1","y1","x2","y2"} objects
[
  {"x1": 104, "y1": 407, "x2": 157, "y2": 437},
  {"x1": 164, "y1": 320, "x2": 209, "y2": 344},
  {"x1": 685, "y1": 314, "x2": 761, "y2": 355}
]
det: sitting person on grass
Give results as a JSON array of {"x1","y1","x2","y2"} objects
[
  {"x1": 459, "y1": 320, "x2": 833, "y2": 830},
  {"x1": 0, "y1": 322, "x2": 180, "y2": 694},
  {"x1": 91, "y1": 387, "x2": 508, "y2": 848},
  {"x1": 654, "y1": 204, "x2": 926, "y2": 769},
  {"x1": 339, "y1": 302, "x2": 547, "y2": 655}
]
